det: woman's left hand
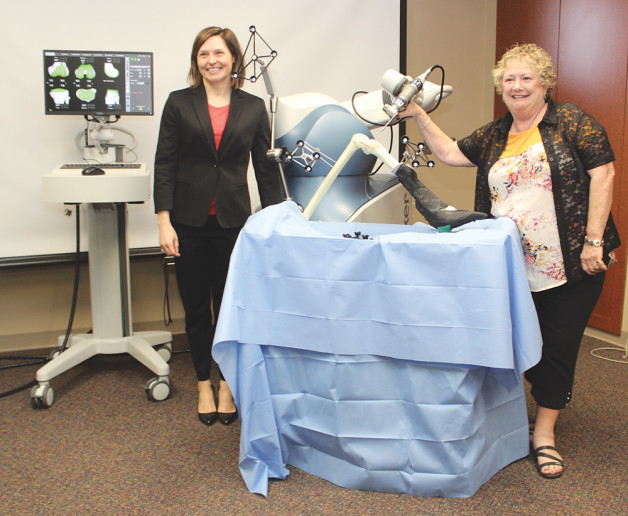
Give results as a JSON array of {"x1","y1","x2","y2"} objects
[{"x1": 581, "y1": 245, "x2": 606, "y2": 275}]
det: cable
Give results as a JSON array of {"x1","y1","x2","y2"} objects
[
  {"x1": 0, "y1": 205, "x2": 82, "y2": 399},
  {"x1": 0, "y1": 379, "x2": 38, "y2": 400},
  {"x1": 348, "y1": 91, "x2": 394, "y2": 175},
  {"x1": 351, "y1": 90, "x2": 390, "y2": 128},
  {"x1": 425, "y1": 65, "x2": 445, "y2": 115},
  {"x1": 591, "y1": 345, "x2": 628, "y2": 364},
  {"x1": 0, "y1": 354, "x2": 48, "y2": 361},
  {"x1": 350, "y1": 65, "x2": 446, "y2": 174},
  {"x1": 58, "y1": 205, "x2": 81, "y2": 354},
  {"x1": 0, "y1": 355, "x2": 46, "y2": 400}
]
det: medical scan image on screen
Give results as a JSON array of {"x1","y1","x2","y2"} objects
[{"x1": 43, "y1": 50, "x2": 153, "y2": 116}]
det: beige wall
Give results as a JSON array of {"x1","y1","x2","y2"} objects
[
  {"x1": 405, "y1": 0, "x2": 497, "y2": 216},
  {"x1": 0, "y1": 258, "x2": 185, "y2": 352}
]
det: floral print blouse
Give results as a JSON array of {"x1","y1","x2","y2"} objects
[{"x1": 489, "y1": 126, "x2": 566, "y2": 291}]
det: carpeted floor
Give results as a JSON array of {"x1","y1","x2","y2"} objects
[{"x1": 0, "y1": 335, "x2": 626, "y2": 515}]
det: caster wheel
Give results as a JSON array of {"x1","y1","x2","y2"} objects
[
  {"x1": 155, "y1": 342, "x2": 172, "y2": 363},
  {"x1": 30, "y1": 383, "x2": 55, "y2": 409},
  {"x1": 30, "y1": 385, "x2": 42, "y2": 409},
  {"x1": 144, "y1": 377, "x2": 170, "y2": 402}
]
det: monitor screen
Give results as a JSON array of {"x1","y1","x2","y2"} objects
[{"x1": 43, "y1": 50, "x2": 154, "y2": 116}]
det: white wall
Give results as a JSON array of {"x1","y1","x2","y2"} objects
[{"x1": 0, "y1": 0, "x2": 400, "y2": 259}]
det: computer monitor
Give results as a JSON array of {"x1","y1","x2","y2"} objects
[{"x1": 43, "y1": 50, "x2": 153, "y2": 117}]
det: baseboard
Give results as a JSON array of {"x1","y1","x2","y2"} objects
[
  {"x1": 4, "y1": 322, "x2": 620, "y2": 354},
  {"x1": 584, "y1": 326, "x2": 628, "y2": 350},
  {"x1": 0, "y1": 319, "x2": 186, "y2": 353}
]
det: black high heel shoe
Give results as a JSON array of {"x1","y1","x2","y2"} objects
[
  {"x1": 197, "y1": 384, "x2": 218, "y2": 426},
  {"x1": 217, "y1": 408, "x2": 239, "y2": 426},
  {"x1": 198, "y1": 411, "x2": 218, "y2": 426}
]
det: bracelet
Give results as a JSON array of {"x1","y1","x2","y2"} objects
[
  {"x1": 584, "y1": 236, "x2": 604, "y2": 247},
  {"x1": 418, "y1": 117, "x2": 431, "y2": 130}
]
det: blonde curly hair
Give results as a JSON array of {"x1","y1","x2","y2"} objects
[{"x1": 492, "y1": 43, "x2": 557, "y2": 97}]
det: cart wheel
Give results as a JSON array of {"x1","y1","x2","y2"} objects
[
  {"x1": 155, "y1": 342, "x2": 173, "y2": 363},
  {"x1": 144, "y1": 377, "x2": 170, "y2": 402},
  {"x1": 30, "y1": 383, "x2": 55, "y2": 409}
]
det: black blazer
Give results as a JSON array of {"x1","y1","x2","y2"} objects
[{"x1": 154, "y1": 85, "x2": 283, "y2": 228}]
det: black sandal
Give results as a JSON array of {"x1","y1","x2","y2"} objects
[{"x1": 532, "y1": 445, "x2": 565, "y2": 479}]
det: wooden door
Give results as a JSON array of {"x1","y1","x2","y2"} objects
[{"x1": 496, "y1": 0, "x2": 628, "y2": 334}]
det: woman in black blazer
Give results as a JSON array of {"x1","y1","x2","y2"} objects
[{"x1": 154, "y1": 26, "x2": 283, "y2": 427}]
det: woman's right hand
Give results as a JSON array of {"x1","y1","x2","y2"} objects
[
  {"x1": 400, "y1": 101, "x2": 429, "y2": 125},
  {"x1": 157, "y1": 210, "x2": 180, "y2": 257}
]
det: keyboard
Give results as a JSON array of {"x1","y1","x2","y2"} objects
[{"x1": 59, "y1": 163, "x2": 142, "y2": 169}]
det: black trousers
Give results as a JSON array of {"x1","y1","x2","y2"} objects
[
  {"x1": 525, "y1": 272, "x2": 606, "y2": 410},
  {"x1": 173, "y1": 216, "x2": 241, "y2": 381}
]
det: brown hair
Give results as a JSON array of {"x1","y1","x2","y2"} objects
[
  {"x1": 492, "y1": 43, "x2": 557, "y2": 97},
  {"x1": 187, "y1": 26, "x2": 244, "y2": 89}
]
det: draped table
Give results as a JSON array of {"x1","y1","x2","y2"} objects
[{"x1": 213, "y1": 201, "x2": 542, "y2": 497}]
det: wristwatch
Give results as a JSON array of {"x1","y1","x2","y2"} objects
[{"x1": 584, "y1": 236, "x2": 604, "y2": 247}]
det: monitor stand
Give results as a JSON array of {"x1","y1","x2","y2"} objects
[{"x1": 31, "y1": 202, "x2": 172, "y2": 408}]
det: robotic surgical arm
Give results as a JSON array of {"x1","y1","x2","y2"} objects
[
  {"x1": 263, "y1": 65, "x2": 454, "y2": 207},
  {"x1": 237, "y1": 26, "x2": 480, "y2": 225},
  {"x1": 342, "y1": 67, "x2": 453, "y2": 130},
  {"x1": 303, "y1": 133, "x2": 487, "y2": 229},
  {"x1": 300, "y1": 67, "x2": 486, "y2": 228}
]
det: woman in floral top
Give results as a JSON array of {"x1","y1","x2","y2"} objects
[{"x1": 403, "y1": 43, "x2": 620, "y2": 479}]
